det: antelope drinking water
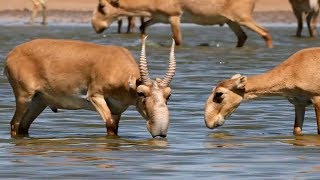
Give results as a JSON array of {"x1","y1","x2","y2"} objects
[
  {"x1": 4, "y1": 37, "x2": 176, "y2": 138},
  {"x1": 205, "y1": 47, "x2": 320, "y2": 135}
]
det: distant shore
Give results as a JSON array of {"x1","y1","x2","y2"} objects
[{"x1": 0, "y1": 9, "x2": 300, "y2": 26}]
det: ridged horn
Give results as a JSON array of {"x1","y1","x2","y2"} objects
[
  {"x1": 139, "y1": 36, "x2": 152, "y2": 85},
  {"x1": 159, "y1": 39, "x2": 176, "y2": 87}
]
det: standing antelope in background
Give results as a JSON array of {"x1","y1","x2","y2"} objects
[
  {"x1": 117, "y1": 16, "x2": 136, "y2": 33},
  {"x1": 289, "y1": 0, "x2": 319, "y2": 37},
  {"x1": 117, "y1": 16, "x2": 145, "y2": 33},
  {"x1": 205, "y1": 47, "x2": 320, "y2": 135},
  {"x1": 4, "y1": 37, "x2": 176, "y2": 138},
  {"x1": 91, "y1": 0, "x2": 273, "y2": 48},
  {"x1": 30, "y1": 0, "x2": 47, "y2": 25}
]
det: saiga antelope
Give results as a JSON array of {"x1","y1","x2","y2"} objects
[
  {"x1": 117, "y1": 16, "x2": 145, "y2": 33},
  {"x1": 289, "y1": 0, "x2": 319, "y2": 37},
  {"x1": 205, "y1": 47, "x2": 320, "y2": 135},
  {"x1": 4, "y1": 37, "x2": 176, "y2": 138},
  {"x1": 91, "y1": 0, "x2": 273, "y2": 48},
  {"x1": 30, "y1": 0, "x2": 47, "y2": 25}
]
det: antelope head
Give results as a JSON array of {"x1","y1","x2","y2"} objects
[
  {"x1": 91, "y1": 0, "x2": 119, "y2": 33},
  {"x1": 130, "y1": 37, "x2": 176, "y2": 138},
  {"x1": 204, "y1": 74, "x2": 247, "y2": 129}
]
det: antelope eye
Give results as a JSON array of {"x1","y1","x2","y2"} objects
[
  {"x1": 98, "y1": 4, "x2": 106, "y2": 14},
  {"x1": 213, "y1": 92, "x2": 223, "y2": 103},
  {"x1": 98, "y1": 3, "x2": 105, "y2": 8},
  {"x1": 215, "y1": 92, "x2": 223, "y2": 98},
  {"x1": 137, "y1": 92, "x2": 145, "y2": 97},
  {"x1": 166, "y1": 94, "x2": 171, "y2": 100}
]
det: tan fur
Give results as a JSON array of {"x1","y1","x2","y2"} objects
[
  {"x1": 289, "y1": 0, "x2": 319, "y2": 37},
  {"x1": 4, "y1": 38, "x2": 175, "y2": 138},
  {"x1": 205, "y1": 47, "x2": 320, "y2": 135},
  {"x1": 30, "y1": 0, "x2": 47, "y2": 25},
  {"x1": 91, "y1": 0, "x2": 273, "y2": 48}
]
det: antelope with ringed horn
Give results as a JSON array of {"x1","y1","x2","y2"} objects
[{"x1": 4, "y1": 37, "x2": 176, "y2": 138}]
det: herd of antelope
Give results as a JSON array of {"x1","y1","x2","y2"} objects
[{"x1": 3, "y1": 0, "x2": 320, "y2": 138}]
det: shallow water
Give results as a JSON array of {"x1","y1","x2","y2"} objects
[{"x1": 1, "y1": 24, "x2": 320, "y2": 179}]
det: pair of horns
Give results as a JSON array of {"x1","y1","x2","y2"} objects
[{"x1": 139, "y1": 36, "x2": 176, "y2": 87}]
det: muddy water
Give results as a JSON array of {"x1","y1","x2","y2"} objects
[{"x1": 1, "y1": 25, "x2": 320, "y2": 179}]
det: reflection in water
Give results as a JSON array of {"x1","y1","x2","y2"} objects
[
  {"x1": 208, "y1": 132, "x2": 234, "y2": 140},
  {"x1": 11, "y1": 136, "x2": 168, "y2": 155},
  {"x1": 300, "y1": 166, "x2": 320, "y2": 174},
  {"x1": 283, "y1": 135, "x2": 320, "y2": 146},
  {"x1": 9, "y1": 136, "x2": 168, "y2": 171},
  {"x1": 205, "y1": 132, "x2": 244, "y2": 148}
]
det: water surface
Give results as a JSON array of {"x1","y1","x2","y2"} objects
[{"x1": 1, "y1": 24, "x2": 320, "y2": 179}]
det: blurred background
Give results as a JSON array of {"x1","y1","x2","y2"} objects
[{"x1": 0, "y1": 0, "x2": 302, "y2": 25}]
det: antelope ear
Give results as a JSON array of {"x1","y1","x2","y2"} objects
[
  {"x1": 231, "y1": 73, "x2": 241, "y2": 79},
  {"x1": 99, "y1": 0, "x2": 107, "y2": 6},
  {"x1": 129, "y1": 76, "x2": 143, "y2": 90},
  {"x1": 128, "y1": 75, "x2": 137, "y2": 90},
  {"x1": 235, "y1": 76, "x2": 247, "y2": 89},
  {"x1": 109, "y1": 0, "x2": 119, "y2": 7}
]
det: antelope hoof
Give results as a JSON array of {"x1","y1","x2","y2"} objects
[
  {"x1": 10, "y1": 123, "x2": 19, "y2": 136},
  {"x1": 107, "y1": 130, "x2": 118, "y2": 136},
  {"x1": 293, "y1": 127, "x2": 302, "y2": 136}
]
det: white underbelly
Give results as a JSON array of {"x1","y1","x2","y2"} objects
[
  {"x1": 310, "y1": 0, "x2": 319, "y2": 10},
  {"x1": 40, "y1": 93, "x2": 128, "y2": 114},
  {"x1": 41, "y1": 93, "x2": 95, "y2": 111}
]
